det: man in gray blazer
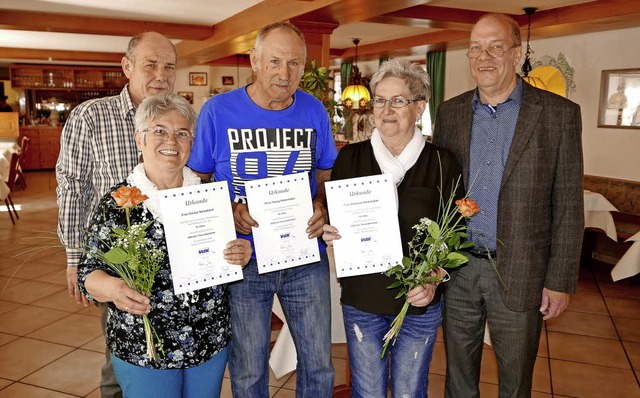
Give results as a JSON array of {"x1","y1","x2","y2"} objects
[{"x1": 433, "y1": 13, "x2": 583, "y2": 398}]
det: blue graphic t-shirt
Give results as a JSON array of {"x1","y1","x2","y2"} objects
[{"x1": 187, "y1": 86, "x2": 337, "y2": 256}]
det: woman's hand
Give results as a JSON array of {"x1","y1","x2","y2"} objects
[
  {"x1": 224, "y1": 238, "x2": 252, "y2": 267},
  {"x1": 322, "y1": 224, "x2": 341, "y2": 246},
  {"x1": 85, "y1": 270, "x2": 150, "y2": 315},
  {"x1": 406, "y1": 268, "x2": 448, "y2": 307},
  {"x1": 306, "y1": 201, "x2": 328, "y2": 239},
  {"x1": 406, "y1": 283, "x2": 436, "y2": 307}
]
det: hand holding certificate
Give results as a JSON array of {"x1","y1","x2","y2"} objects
[
  {"x1": 325, "y1": 175, "x2": 403, "y2": 278},
  {"x1": 159, "y1": 181, "x2": 242, "y2": 294},
  {"x1": 245, "y1": 173, "x2": 320, "y2": 273}
]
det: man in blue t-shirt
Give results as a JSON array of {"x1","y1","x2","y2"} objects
[{"x1": 188, "y1": 21, "x2": 337, "y2": 398}]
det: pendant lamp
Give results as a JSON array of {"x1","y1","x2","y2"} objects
[
  {"x1": 521, "y1": 7, "x2": 546, "y2": 89},
  {"x1": 342, "y1": 38, "x2": 371, "y2": 109}
]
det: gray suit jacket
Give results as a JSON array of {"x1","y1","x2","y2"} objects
[{"x1": 433, "y1": 82, "x2": 584, "y2": 312}]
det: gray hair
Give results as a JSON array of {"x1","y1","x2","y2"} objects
[
  {"x1": 135, "y1": 93, "x2": 198, "y2": 138},
  {"x1": 125, "y1": 32, "x2": 176, "y2": 64},
  {"x1": 370, "y1": 59, "x2": 431, "y2": 101},
  {"x1": 477, "y1": 13, "x2": 522, "y2": 46},
  {"x1": 254, "y1": 21, "x2": 306, "y2": 59}
]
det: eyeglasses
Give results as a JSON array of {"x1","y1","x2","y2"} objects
[
  {"x1": 143, "y1": 127, "x2": 193, "y2": 142},
  {"x1": 370, "y1": 97, "x2": 422, "y2": 109},
  {"x1": 466, "y1": 44, "x2": 517, "y2": 59}
]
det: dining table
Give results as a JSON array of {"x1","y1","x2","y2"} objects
[
  {"x1": 583, "y1": 190, "x2": 619, "y2": 241},
  {"x1": 0, "y1": 140, "x2": 20, "y2": 182},
  {"x1": 611, "y1": 230, "x2": 640, "y2": 282}
]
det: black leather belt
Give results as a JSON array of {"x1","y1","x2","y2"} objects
[{"x1": 465, "y1": 248, "x2": 497, "y2": 260}]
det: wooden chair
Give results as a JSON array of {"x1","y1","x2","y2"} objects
[
  {"x1": 3, "y1": 152, "x2": 20, "y2": 224},
  {"x1": 15, "y1": 136, "x2": 30, "y2": 190}
]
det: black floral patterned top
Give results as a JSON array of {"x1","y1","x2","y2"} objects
[{"x1": 77, "y1": 181, "x2": 231, "y2": 370}]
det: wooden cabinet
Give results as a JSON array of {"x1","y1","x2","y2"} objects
[
  {"x1": 10, "y1": 64, "x2": 126, "y2": 90},
  {"x1": 19, "y1": 127, "x2": 62, "y2": 170}
]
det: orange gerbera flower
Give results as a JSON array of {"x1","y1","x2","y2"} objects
[
  {"x1": 111, "y1": 186, "x2": 148, "y2": 208},
  {"x1": 455, "y1": 197, "x2": 480, "y2": 218}
]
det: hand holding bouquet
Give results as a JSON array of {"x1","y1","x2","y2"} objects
[
  {"x1": 382, "y1": 178, "x2": 479, "y2": 357},
  {"x1": 87, "y1": 186, "x2": 165, "y2": 360}
]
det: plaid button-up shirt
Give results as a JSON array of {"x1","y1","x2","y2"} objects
[{"x1": 56, "y1": 86, "x2": 138, "y2": 267}]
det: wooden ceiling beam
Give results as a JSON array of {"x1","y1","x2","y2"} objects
[
  {"x1": 379, "y1": 5, "x2": 484, "y2": 26},
  {"x1": 336, "y1": 0, "x2": 640, "y2": 63},
  {"x1": 0, "y1": 47, "x2": 122, "y2": 64},
  {"x1": 336, "y1": 29, "x2": 469, "y2": 60},
  {"x1": 0, "y1": 9, "x2": 212, "y2": 40},
  {"x1": 515, "y1": 0, "x2": 640, "y2": 27},
  {"x1": 179, "y1": 0, "x2": 432, "y2": 65},
  {"x1": 176, "y1": 0, "x2": 343, "y2": 65}
]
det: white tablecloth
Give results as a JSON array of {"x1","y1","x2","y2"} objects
[
  {"x1": 0, "y1": 141, "x2": 19, "y2": 182},
  {"x1": 584, "y1": 190, "x2": 619, "y2": 241},
  {"x1": 269, "y1": 249, "x2": 346, "y2": 379},
  {"x1": 611, "y1": 230, "x2": 640, "y2": 282},
  {"x1": 0, "y1": 180, "x2": 9, "y2": 201}
]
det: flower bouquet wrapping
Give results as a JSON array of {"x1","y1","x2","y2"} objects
[
  {"x1": 382, "y1": 177, "x2": 479, "y2": 357},
  {"x1": 85, "y1": 186, "x2": 165, "y2": 360}
]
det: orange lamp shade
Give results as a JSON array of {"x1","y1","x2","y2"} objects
[{"x1": 342, "y1": 84, "x2": 371, "y2": 109}]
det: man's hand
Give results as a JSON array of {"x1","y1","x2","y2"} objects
[
  {"x1": 67, "y1": 267, "x2": 90, "y2": 307},
  {"x1": 232, "y1": 202, "x2": 258, "y2": 235},
  {"x1": 540, "y1": 288, "x2": 570, "y2": 320},
  {"x1": 306, "y1": 201, "x2": 327, "y2": 239}
]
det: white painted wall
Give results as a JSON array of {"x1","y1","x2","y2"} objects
[
  {"x1": 443, "y1": 26, "x2": 640, "y2": 182},
  {"x1": 174, "y1": 65, "x2": 253, "y2": 114}
]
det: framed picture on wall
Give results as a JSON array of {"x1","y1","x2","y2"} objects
[
  {"x1": 189, "y1": 72, "x2": 208, "y2": 86},
  {"x1": 222, "y1": 76, "x2": 234, "y2": 86},
  {"x1": 598, "y1": 68, "x2": 640, "y2": 129},
  {"x1": 178, "y1": 91, "x2": 194, "y2": 104}
]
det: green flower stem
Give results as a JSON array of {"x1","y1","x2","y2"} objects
[
  {"x1": 125, "y1": 207, "x2": 130, "y2": 229},
  {"x1": 382, "y1": 301, "x2": 409, "y2": 357},
  {"x1": 143, "y1": 314, "x2": 164, "y2": 360},
  {"x1": 382, "y1": 212, "x2": 466, "y2": 358}
]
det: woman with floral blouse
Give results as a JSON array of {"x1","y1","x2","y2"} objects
[{"x1": 77, "y1": 93, "x2": 252, "y2": 397}]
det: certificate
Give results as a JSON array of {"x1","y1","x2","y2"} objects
[
  {"x1": 245, "y1": 173, "x2": 320, "y2": 273},
  {"x1": 159, "y1": 181, "x2": 242, "y2": 294},
  {"x1": 325, "y1": 174, "x2": 403, "y2": 278}
]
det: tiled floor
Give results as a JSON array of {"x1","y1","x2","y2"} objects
[{"x1": 1, "y1": 171, "x2": 639, "y2": 397}]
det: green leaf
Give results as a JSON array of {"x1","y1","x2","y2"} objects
[
  {"x1": 447, "y1": 252, "x2": 468, "y2": 262},
  {"x1": 428, "y1": 221, "x2": 441, "y2": 238},
  {"x1": 387, "y1": 280, "x2": 403, "y2": 289},
  {"x1": 459, "y1": 241, "x2": 475, "y2": 249},
  {"x1": 103, "y1": 247, "x2": 130, "y2": 264}
]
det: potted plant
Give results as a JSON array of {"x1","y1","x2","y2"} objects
[{"x1": 299, "y1": 59, "x2": 352, "y2": 137}]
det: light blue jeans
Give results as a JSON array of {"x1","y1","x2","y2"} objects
[
  {"x1": 227, "y1": 253, "x2": 334, "y2": 398},
  {"x1": 110, "y1": 347, "x2": 227, "y2": 398},
  {"x1": 342, "y1": 300, "x2": 442, "y2": 398}
]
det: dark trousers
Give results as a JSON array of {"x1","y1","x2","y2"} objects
[{"x1": 442, "y1": 257, "x2": 542, "y2": 398}]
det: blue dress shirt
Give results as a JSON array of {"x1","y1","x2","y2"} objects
[{"x1": 467, "y1": 78, "x2": 523, "y2": 250}]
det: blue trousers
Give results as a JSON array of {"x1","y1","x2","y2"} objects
[
  {"x1": 342, "y1": 300, "x2": 442, "y2": 398},
  {"x1": 227, "y1": 254, "x2": 334, "y2": 398},
  {"x1": 111, "y1": 347, "x2": 228, "y2": 398}
]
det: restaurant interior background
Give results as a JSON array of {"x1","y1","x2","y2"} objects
[
  {"x1": 1, "y1": 0, "x2": 639, "y2": 180},
  {"x1": 1, "y1": 1, "x2": 640, "y2": 396}
]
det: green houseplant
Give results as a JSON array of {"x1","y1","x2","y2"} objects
[{"x1": 299, "y1": 59, "x2": 351, "y2": 137}]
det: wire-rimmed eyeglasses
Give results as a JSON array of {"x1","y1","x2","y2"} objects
[
  {"x1": 370, "y1": 97, "x2": 422, "y2": 109},
  {"x1": 143, "y1": 127, "x2": 193, "y2": 142},
  {"x1": 466, "y1": 44, "x2": 518, "y2": 59}
]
